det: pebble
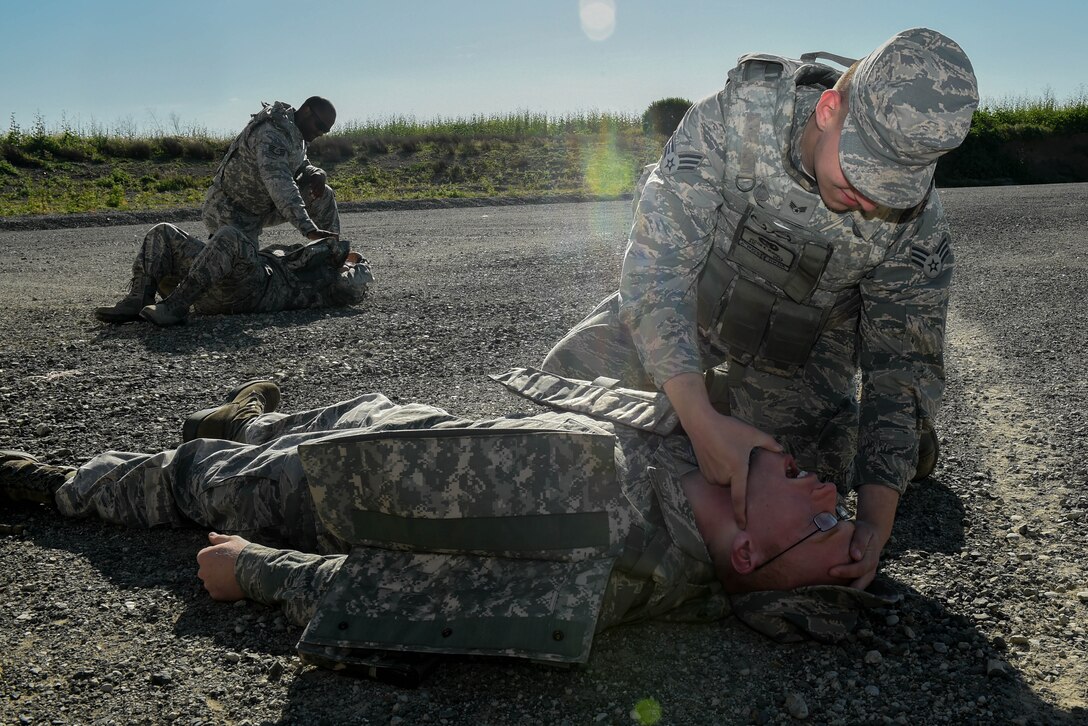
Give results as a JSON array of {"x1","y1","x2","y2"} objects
[
  {"x1": 865, "y1": 685, "x2": 880, "y2": 696},
  {"x1": 1009, "y1": 635, "x2": 1031, "y2": 647},
  {"x1": 864, "y1": 650, "x2": 883, "y2": 666},
  {"x1": 224, "y1": 652, "x2": 241, "y2": 664},
  {"x1": 784, "y1": 692, "x2": 808, "y2": 720},
  {"x1": 932, "y1": 642, "x2": 949, "y2": 654},
  {"x1": 1077, "y1": 591, "x2": 1088, "y2": 603},
  {"x1": 986, "y1": 659, "x2": 1009, "y2": 677}
]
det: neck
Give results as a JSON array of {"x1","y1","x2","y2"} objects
[
  {"x1": 680, "y1": 470, "x2": 736, "y2": 557},
  {"x1": 798, "y1": 112, "x2": 818, "y2": 180}
]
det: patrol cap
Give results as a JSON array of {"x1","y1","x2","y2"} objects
[
  {"x1": 839, "y1": 27, "x2": 978, "y2": 209},
  {"x1": 730, "y1": 582, "x2": 901, "y2": 643}
]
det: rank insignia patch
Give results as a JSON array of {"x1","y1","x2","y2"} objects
[
  {"x1": 660, "y1": 138, "x2": 703, "y2": 174},
  {"x1": 781, "y1": 187, "x2": 818, "y2": 224},
  {"x1": 911, "y1": 235, "x2": 952, "y2": 279}
]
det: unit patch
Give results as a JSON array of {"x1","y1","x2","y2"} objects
[
  {"x1": 660, "y1": 138, "x2": 704, "y2": 174},
  {"x1": 910, "y1": 235, "x2": 952, "y2": 279}
]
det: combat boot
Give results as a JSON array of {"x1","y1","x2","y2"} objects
[
  {"x1": 139, "y1": 299, "x2": 189, "y2": 327},
  {"x1": 912, "y1": 419, "x2": 940, "y2": 482},
  {"x1": 0, "y1": 451, "x2": 75, "y2": 506},
  {"x1": 95, "y1": 274, "x2": 157, "y2": 324},
  {"x1": 182, "y1": 380, "x2": 282, "y2": 442}
]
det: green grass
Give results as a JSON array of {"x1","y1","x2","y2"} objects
[{"x1": 2, "y1": 97, "x2": 1086, "y2": 217}]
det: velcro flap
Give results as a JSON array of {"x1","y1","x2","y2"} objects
[{"x1": 298, "y1": 548, "x2": 615, "y2": 663}]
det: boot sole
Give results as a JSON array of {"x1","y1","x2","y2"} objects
[
  {"x1": 94, "y1": 310, "x2": 143, "y2": 324},
  {"x1": 182, "y1": 407, "x2": 222, "y2": 443},
  {"x1": 139, "y1": 305, "x2": 187, "y2": 326}
]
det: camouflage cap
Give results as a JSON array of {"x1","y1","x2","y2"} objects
[
  {"x1": 730, "y1": 583, "x2": 900, "y2": 643},
  {"x1": 839, "y1": 27, "x2": 978, "y2": 209}
]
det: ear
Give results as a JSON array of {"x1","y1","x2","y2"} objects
[
  {"x1": 731, "y1": 531, "x2": 756, "y2": 574},
  {"x1": 813, "y1": 89, "x2": 844, "y2": 132}
]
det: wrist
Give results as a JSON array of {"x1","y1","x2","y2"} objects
[{"x1": 855, "y1": 484, "x2": 899, "y2": 539}]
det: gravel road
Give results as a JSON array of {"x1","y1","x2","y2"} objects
[{"x1": 1, "y1": 185, "x2": 1086, "y2": 725}]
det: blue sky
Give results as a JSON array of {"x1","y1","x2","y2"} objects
[{"x1": 2, "y1": 0, "x2": 1084, "y2": 136}]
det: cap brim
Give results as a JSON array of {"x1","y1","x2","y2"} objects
[{"x1": 839, "y1": 109, "x2": 934, "y2": 209}]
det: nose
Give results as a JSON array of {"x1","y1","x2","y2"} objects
[{"x1": 810, "y1": 478, "x2": 838, "y2": 508}]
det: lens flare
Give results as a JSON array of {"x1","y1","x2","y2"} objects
[{"x1": 579, "y1": 0, "x2": 616, "y2": 41}]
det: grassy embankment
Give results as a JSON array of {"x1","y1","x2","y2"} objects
[{"x1": 1, "y1": 93, "x2": 1086, "y2": 218}]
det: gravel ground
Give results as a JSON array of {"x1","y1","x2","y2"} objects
[{"x1": 0, "y1": 185, "x2": 1086, "y2": 725}]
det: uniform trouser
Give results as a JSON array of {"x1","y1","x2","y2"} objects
[
  {"x1": 54, "y1": 394, "x2": 470, "y2": 554},
  {"x1": 201, "y1": 171, "x2": 340, "y2": 242},
  {"x1": 541, "y1": 291, "x2": 860, "y2": 488},
  {"x1": 134, "y1": 223, "x2": 268, "y2": 314}
]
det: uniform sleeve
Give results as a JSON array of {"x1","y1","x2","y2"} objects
[
  {"x1": 618, "y1": 91, "x2": 730, "y2": 388},
  {"x1": 253, "y1": 123, "x2": 319, "y2": 236},
  {"x1": 856, "y1": 193, "x2": 953, "y2": 492},
  {"x1": 235, "y1": 543, "x2": 345, "y2": 626}
]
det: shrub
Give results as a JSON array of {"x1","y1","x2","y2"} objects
[
  {"x1": 159, "y1": 137, "x2": 185, "y2": 158},
  {"x1": 309, "y1": 136, "x2": 354, "y2": 163},
  {"x1": 642, "y1": 97, "x2": 691, "y2": 135},
  {"x1": 2, "y1": 143, "x2": 40, "y2": 168},
  {"x1": 182, "y1": 138, "x2": 219, "y2": 160}
]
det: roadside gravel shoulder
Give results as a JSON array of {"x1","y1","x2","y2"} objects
[{"x1": 0, "y1": 187, "x2": 1085, "y2": 724}]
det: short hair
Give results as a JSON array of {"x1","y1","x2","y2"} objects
[
  {"x1": 832, "y1": 61, "x2": 860, "y2": 106},
  {"x1": 300, "y1": 96, "x2": 337, "y2": 131},
  {"x1": 715, "y1": 555, "x2": 793, "y2": 594}
]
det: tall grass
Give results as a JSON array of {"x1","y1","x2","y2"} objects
[
  {"x1": 335, "y1": 110, "x2": 644, "y2": 139},
  {"x1": 973, "y1": 87, "x2": 1088, "y2": 137}
]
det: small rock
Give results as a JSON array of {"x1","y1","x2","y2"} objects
[
  {"x1": 785, "y1": 692, "x2": 808, "y2": 720},
  {"x1": 35, "y1": 424, "x2": 51, "y2": 437},
  {"x1": 150, "y1": 672, "x2": 172, "y2": 687},
  {"x1": 1076, "y1": 591, "x2": 1088, "y2": 603},
  {"x1": 224, "y1": 652, "x2": 241, "y2": 664},
  {"x1": 885, "y1": 614, "x2": 899, "y2": 626},
  {"x1": 986, "y1": 659, "x2": 1009, "y2": 677},
  {"x1": 864, "y1": 685, "x2": 880, "y2": 696},
  {"x1": 1009, "y1": 635, "x2": 1030, "y2": 647},
  {"x1": 932, "y1": 642, "x2": 949, "y2": 654},
  {"x1": 267, "y1": 661, "x2": 284, "y2": 683},
  {"x1": 864, "y1": 650, "x2": 883, "y2": 666}
]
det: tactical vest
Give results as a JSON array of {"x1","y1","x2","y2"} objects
[
  {"x1": 212, "y1": 101, "x2": 305, "y2": 211},
  {"x1": 665, "y1": 53, "x2": 925, "y2": 377}
]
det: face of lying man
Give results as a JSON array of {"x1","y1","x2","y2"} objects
[
  {"x1": 714, "y1": 448, "x2": 856, "y2": 590},
  {"x1": 687, "y1": 448, "x2": 866, "y2": 592}
]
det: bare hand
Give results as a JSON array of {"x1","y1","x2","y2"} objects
[
  {"x1": 663, "y1": 371, "x2": 781, "y2": 529},
  {"x1": 196, "y1": 532, "x2": 249, "y2": 601},
  {"x1": 305, "y1": 229, "x2": 339, "y2": 241},
  {"x1": 828, "y1": 485, "x2": 899, "y2": 589},
  {"x1": 686, "y1": 412, "x2": 782, "y2": 528},
  {"x1": 828, "y1": 519, "x2": 886, "y2": 589},
  {"x1": 309, "y1": 170, "x2": 328, "y2": 199}
]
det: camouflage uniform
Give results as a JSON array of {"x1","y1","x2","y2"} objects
[
  {"x1": 203, "y1": 101, "x2": 339, "y2": 243},
  {"x1": 543, "y1": 29, "x2": 977, "y2": 493},
  {"x1": 131, "y1": 222, "x2": 370, "y2": 315},
  {"x1": 54, "y1": 369, "x2": 727, "y2": 666}
]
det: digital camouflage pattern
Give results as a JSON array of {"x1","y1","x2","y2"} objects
[
  {"x1": 730, "y1": 583, "x2": 899, "y2": 644},
  {"x1": 125, "y1": 222, "x2": 370, "y2": 316},
  {"x1": 203, "y1": 101, "x2": 338, "y2": 241},
  {"x1": 839, "y1": 28, "x2": 978, "y2": 209},
  {"x1": 543, "y1": 30, "x2": 969, "y2": 493},
  {"x1": 52, "y1": 376, "x2": 889, "y2": 670}
]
